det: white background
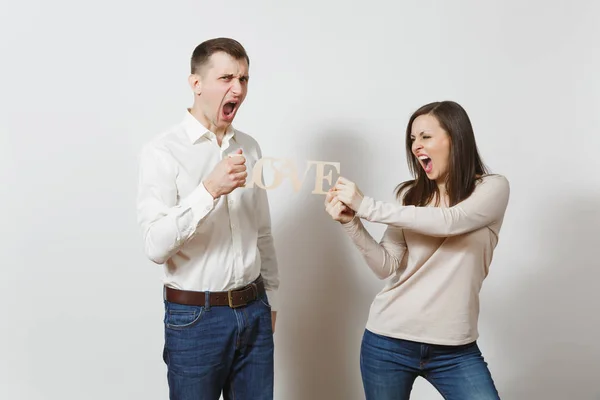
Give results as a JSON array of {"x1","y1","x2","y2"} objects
[{"x1": 2, "y1": 0, "x2": 600, "y2": 399}]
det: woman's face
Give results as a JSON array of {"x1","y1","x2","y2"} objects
[{"x1": 410, "y1": 114, "x2": 451, "y2": 184}]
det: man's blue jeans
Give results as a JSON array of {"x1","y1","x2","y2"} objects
[
  {"x1": 162, "y1": 292, "x2": 274, "y2": 400},
  {"x1": 360, "y1": 329, "x2": 501, "y2": 399}
]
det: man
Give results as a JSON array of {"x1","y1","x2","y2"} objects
[{"x1": 136, "y1": 37, "x2": 280, "y2": 400}]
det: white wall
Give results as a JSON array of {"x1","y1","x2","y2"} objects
[{"x1": 2, "y1": 0, "x2": 599, "y2": 399}]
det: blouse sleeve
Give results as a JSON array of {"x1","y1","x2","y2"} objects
[
  {"x1": 340, "y1": 216, "x2": 408, "y2": 280},
  {"x1": 356, "y1": 175, "x2": 510, "y2": 237}
]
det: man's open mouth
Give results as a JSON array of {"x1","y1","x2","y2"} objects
[{"x1": 223, "y1": 101, "x2": 238, "y2": 118}]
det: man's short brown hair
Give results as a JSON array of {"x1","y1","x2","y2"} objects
[{"x1": 190, "y1": 37, "x2": 250, "y2": 75}]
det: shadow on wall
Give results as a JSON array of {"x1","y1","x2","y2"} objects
[
  {"x1": 272, "y1": 127, "x2": 380, "y2": 400},
  {"x1": 489, "y1": 193, "x2": 600, "y2": 400}
]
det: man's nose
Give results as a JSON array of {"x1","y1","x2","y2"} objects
[{"x1": 231, "y1": 79, "x2": 242, "y2": 95}]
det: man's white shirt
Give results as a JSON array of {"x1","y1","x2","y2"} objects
[{"x1": 136, "y1": 110, "x2": 280, "y2": 310}]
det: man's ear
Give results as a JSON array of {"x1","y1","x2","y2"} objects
[{"x1": 188, "y1": 73, "x2": 202, "y2": 95}]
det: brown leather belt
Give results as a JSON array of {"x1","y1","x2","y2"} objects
[{"x1": 164, "y1": 275, "x2": 265, "y2": 308}]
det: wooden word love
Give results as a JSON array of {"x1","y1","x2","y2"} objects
[{"x1": 244, "y1": 158, "x2": 341, "y2": 194}]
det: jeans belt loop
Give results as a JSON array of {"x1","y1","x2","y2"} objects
[{"x1": 204, "y1": 291, "x2": 211, "y2": 311}]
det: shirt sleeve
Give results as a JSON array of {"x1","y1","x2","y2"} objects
[
  {"x1": 253, "y1": 144, "x2": 280, "y2": 311},
  {"x1": 136, "y1": 144, "x2": 218, "y2": 264},
  {"x1": 356, "y1": 175, "x2": 510, "y2": 237},
  {"x1": 341, "y1": 216, "x2": 408, "y2": 280}
]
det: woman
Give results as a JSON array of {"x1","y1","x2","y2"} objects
[{"x1": 325, "y1": 100, "x2": 510, "y2": 399}]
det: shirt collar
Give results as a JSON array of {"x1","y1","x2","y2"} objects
[{"x1": 182, "y1": 108, "x2": 236, "y2": 144}]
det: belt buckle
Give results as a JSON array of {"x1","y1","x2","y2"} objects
[{"x1": 228, "y1": 289, "x2": 243, "y2": 308}]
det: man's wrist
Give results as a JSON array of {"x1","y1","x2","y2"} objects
[{"x1": 202, "y1": 179, "x2": 219, "y2": 199}]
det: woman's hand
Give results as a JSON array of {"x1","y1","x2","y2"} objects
[
  {"x1": 332, "y1": 177, "x2": 364, "y2": 212},
  {"x1": 325, "y1": 189, "x2": 355, "y2": 224}
]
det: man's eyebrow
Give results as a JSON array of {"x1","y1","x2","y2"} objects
[{"x1": 220, "y1": 74, "x2": 249, "y2": 80}]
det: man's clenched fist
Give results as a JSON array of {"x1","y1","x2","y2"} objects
[{"x1": 203, "y1": 149, "x2": 247, "y2": 198}]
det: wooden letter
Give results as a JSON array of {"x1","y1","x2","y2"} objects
[
  {"x1": 305, "y1": 161, "x2": 341, "y2": 194},
  {"x1": 246, "y1": 157, "x2": 341, "y2": 194}
]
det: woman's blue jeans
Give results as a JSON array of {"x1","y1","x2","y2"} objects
[{"x1": 360, "y1": 329, "x2": 501, "y2": 399}]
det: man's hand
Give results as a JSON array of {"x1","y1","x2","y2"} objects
[
  {"x1": 325, "y1": 188, "x2": 355, "y2": 224},
  {"x1": 271, "y1": 311, "x2": 277, "y2": 333},
  {"x1": 331, "y1": 176, "x2": 364, "y2": 212},
  {"x1": 203, "y1": 149, "x2": 247, "y2": 198}
]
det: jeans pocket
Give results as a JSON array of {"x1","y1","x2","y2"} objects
[
  {"x1": 259, "y1": 293, "x2": 272, "y2": 309},
  {"x1": 165, "y1": 303, "x2": 204, "y2": 330}
]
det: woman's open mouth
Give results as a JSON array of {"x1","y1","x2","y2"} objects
[{"x1": 418, "y1": 155, "x2": 433, "y2": 173}]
